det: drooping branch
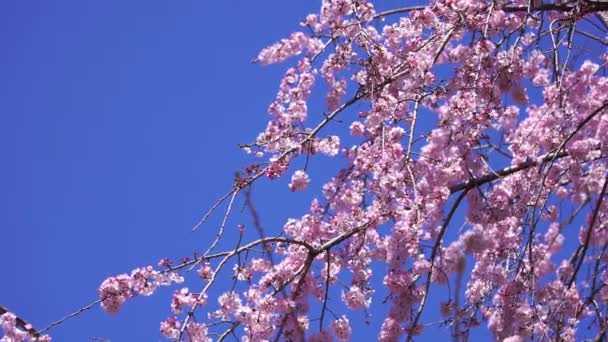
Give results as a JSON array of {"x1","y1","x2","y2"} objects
[
  {"x1": 503, "y1": 2, "x2": 608, "y2": 13},
  {"x1": 373, "y1": 5, "x2": 427, "y2": 19},
  {"x1": 450, "y1": 99, "x2": 608, "y2": 194},
  {"x1": 567, "y1": 172, "x2": 608, "y2": 288},
  {"x1": 406, "y1": 189, "x2": 469, "y2": 342},
  {"x1": 449, "y1": 150, "x2": 569, "y2": 193},
  {"x1": 372, "y1": 1, "x2": 608, "y2": 18}
]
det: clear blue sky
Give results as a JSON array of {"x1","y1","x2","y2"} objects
[{"x1": 2, "y1": 1, "x2": 586, "y2": 341}]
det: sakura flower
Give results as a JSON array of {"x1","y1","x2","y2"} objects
[
  {"x1": 171, "y1": 288, "x2": 207, "y2": 314},
  {"x1": 265, "y1": 157, "x2": 288, "y2": 179},
  {"x1": 256, "y1": 32, "x2": 322, "y2": 65},
  {"x1": 186, "y1": 322, "x2": 211, "y2": 342},
  {"x1": 331, "y1": 316, "x2": 352, "y2": 341},
  {"x1": 315, "y1": 136, "x2": 340, "y2": 156},
  {"x1": 212, "y1": 292, "x2": 242, "y2": 320},
  {"x1": 160, "y1": 316, "x2": 181, "y2": 340},
  {"x1": 98, "y1": 266, "x2": 183, "y2": 314},
  {"x1": 289, "y1": 170, "x2": 310, "y2": 191},
  {"x1": 198, "y1": 262, "x2": 213, "y2": 280},
  {"x1": 130, "y1": 266, "x2": 158, "y2": 296},
  {"x1": 341, "y1": 286, "x2": 370, "y2": 310},
  {"x1": 0, "y1": 312, "x2": 29, "y2": 341},
  {"x1": 350, "y1": 121, "x2": 365, "y2": 136},
  {"x1": 412, "y1": 255, "x2": 432, "y2": 275},
  {"x1": 98, "y1": 274, "x2": 133, "y2": 314}
]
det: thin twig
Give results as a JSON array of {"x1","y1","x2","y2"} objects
[
  {"x1": 36, "y1": 299, "x2": 102, "y2": 335},
  {"x1": 204, "y1": 190, "x2": 238, "y2": 256},
  {"x1": 192, "y1": 189, "x2": 236, "y2": 232},
  {"x1": 372, "y1": 5, "x2": 428, "y2": 19}
]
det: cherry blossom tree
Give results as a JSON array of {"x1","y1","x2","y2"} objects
[{"x1": 4, "y1": 0, "x2": 608, "y2": 341}]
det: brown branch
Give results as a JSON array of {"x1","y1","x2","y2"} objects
[
  {"x1": 319, "y1": 249, "x2": 332, "y2": 332},
  {"x1": 449, "y1": 150, "x2": 569, "y2": 193},
  {"x1": 243, "y1": 184, "x2": 276, "y2": 264},
  {"x1": 218, "y1": 321, "x2": 241, "y2": 342},
  {"x1": 36, "y1": 299, "x2": 102, "y2": 335},
  {"x1": 203, "y1": 190, "x2": 238, "y2": 256},
  {"x1": 567, "y1": 172, "x2": 608, "y2": 288},
  {"x1": 371, "y1": 2, "x2": 608, "y2": 19},
  {"x1": 450, "y1": 95, "x2": 605, "y2": 194},
  {"x1": 406, "y1": 190, "x2": 468, "y2": 342},
  {"x1": 273, "y1": 254, "x2": 315, "y2": 342},
  {"x1": 373, "y1": 5, "x2": 428, "y2": 19},
  {"x1": 574, "y1": 28, "x2": 608, "y2": 45},
  {"x1": 192, "y1": 189, "x2": 236, "y2": 232},
  {"x1": 503, "y1": 3, "x2": 608, "y2": 13},
  {"x1": 317, "y1": 221, "x2": 373, "y2": 252}
]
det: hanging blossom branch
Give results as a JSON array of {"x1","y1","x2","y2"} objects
[{"x1": 10, "y1": 0, "x2": 608, "y2": 341}]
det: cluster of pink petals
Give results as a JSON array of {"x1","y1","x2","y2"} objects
[
  {"x1": 314, "y1": 135, "x2": 340, "y2": 156},
  {"x1": 160, "y1": 317, "x2": 210, "y2": 342},
  {"x1": 98, "y1": 266, "x2": 183, "y2": 314},
  {"x1": 171, "y1": 288, "x2": 207, "y2": 314},
  {"x1": 0, "y1": 312, "x2": 51, "y2": 342},
  {"x1": 330, "y1": 316, "x2": 352, "y2": 341},
  {"x1": 288, "y1": 170, "x2": 310, "y2": 191},
  {"x1": 256, "y1": 32, "x2": 323, "y2": 66}
]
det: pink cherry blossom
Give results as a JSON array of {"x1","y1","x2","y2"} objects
[
  {"x1": 171, "y1": 288, "x2": 207, "y2": 314},
  {"x1": 331, "y1": 316, "x2": 352, "y2": 341},
  {"x1": 0, "y1": 312, "x2": 51, "y2": 342},
  {"x1": 98, "y1": 274, "x2": 133, "y2": 314},
  {"x1": 289, "y1": 170, "x2": 310, "y2": 191},
  {"x1": 98, "y1": 266, "x2": 183, "y2": 314}
]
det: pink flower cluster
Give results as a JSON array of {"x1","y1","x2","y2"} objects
[
  {"x1": 289, "y1": 170, "x2": 310, "y2": 191},
  {"x1": 171, "y1": 288, "x2": 207, "y2": 314},
  {"x1": 330, "y1": 316, "x2": 352, "y2": 341},
  {"x1": 256, "y1": 32, "x2": 323, "y2": 66},
  {"x1": 0, "y1": 312, "x2": 50, "y2": 342},
  {"x1": 160, "y1": 317, "x2": 210, "y2": 342},
  {"x1": 98, "y1": 266, "x2": 183, "y2": 314}
]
